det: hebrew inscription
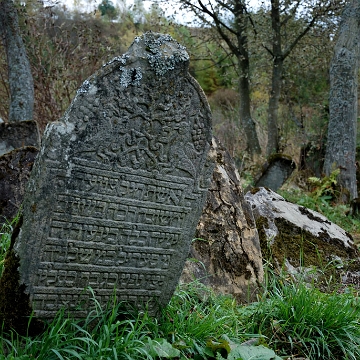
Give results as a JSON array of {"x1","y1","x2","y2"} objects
[{"x1": 13, "y1": 33, "x2": 213, "y2": 318}]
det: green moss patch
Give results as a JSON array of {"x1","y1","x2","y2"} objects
[{"x1": 256, "y1": 215, "x2": 360, "y2": 290}]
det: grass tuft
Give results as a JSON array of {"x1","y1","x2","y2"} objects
[
  {"x1": 242, "y1": 267, "x2": 360, "y2": 359},
  {"x1": 1, "y1": 213, "x2": 359, "y2": 359}
]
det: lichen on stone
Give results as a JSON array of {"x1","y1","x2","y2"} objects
[
  {"x1": 104, "y1": 54, "x2": 129, "y2": 67},
  {"x1": 77, "y1": 79, "x2": 91, "y2": 94},
  {"x1": 119, "y1": 66, "x2": 143, "y2": 88},
  {"x1": 144, "y1": 33, "x2": 189, "y2": 76}
]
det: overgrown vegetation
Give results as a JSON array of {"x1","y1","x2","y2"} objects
[
  {"x1": 0, "y1": 213, "x2": 20, "y2": 277},
  {"x1": 1, "y1": 1, "x2": 360, "y2": 358},
  {"x1": 0, "y1": 0, "x2": 340, "y2": 160},
  {"x1": 279, "y1": 170, "x2": 360, "y2": 236},
  {"x1": 0, "y1": 221, "x2": 359, "y2": 360},
  {"x1": 245, "y1": 267, "x2": 360, "y2": 360}
]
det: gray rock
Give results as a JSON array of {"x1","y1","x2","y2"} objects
[
  {"x1": 245, "y1": 187, "x2": 360, "y2": 289},
  {"x1": 180, "y1": 137, "x2": 263, "y2": 302},
  {"x1": 9, "y1": 32, "x2": 214, "y2": 319}
]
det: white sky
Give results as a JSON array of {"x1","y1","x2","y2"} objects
[{"x1": 57, "y1": 0, "x2": 261, "y2": 24}]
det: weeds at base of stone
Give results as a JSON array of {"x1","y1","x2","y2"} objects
[
  {"x1": 0, "y1": 212, "x2": 22, "y2": 277},
  {"x1": 0, "y1": 223, "x2": 359, "y2": 359}
]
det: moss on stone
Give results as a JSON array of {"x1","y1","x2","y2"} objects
[
  {"x1": 256, "y1": 214, "x2": 360, "y2": 291},
  {"x1": 250, "y1": 187, "x2": 261, "y2": 195},
  {"x1": 255, "y1": 216, "x2": 272, "y2": 261},
  {"x1": 268, "y1": 153, "x2": 293, "y2": 164}
]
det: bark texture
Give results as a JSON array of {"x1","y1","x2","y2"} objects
[
  {"x1": 234, "y1": 2, "x2": 261, "y2": 157},
  {"x1": 180, "y1": 137, "x2": 263, "y2": 302},
  {"x1": 324, "y1": 0, "x2": 360, "y2": 200},
  {"x1": 0, "y1": 0, "x2": 34, "y2": 122},
  {"x1": 266, "y1": 0, "x2": 282, "y2": 155}
]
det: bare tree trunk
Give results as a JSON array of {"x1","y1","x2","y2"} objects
[
  {"x1": 238, "y1": 52, "x2": 261, "y2": 157},
  {"x1": 265, "y1": 0, "x2": 340, "y2": 156},
  {"x1": 0, "y1": 0, "x2": 34, "y2": 122},
  {"x1": 324, "y1": 0, "x2": 360, "y2": 201},
  {"x1": 266, "y1": 0, "x2": 282, "y2": 155},
  {"x1": 177, "y1": 0, "x2": 261, "y2": 158},
  {"x1": 234, "y1": 1, "x2": 261, "y2": 158},
  {"x1": 266, "y1": 56, "x2": 282, "y2": 155}
]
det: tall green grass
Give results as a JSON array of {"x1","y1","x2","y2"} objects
[
  {"x1": 1, "y1": 276, "x2": 359, "y2": 359},
  {"x1": 242, "y1": 268, "x2": 360, "y2": 359},
  {"x1": 1, "y1": 294, "x2": 154, "y2": 359},
  {"x1": 0, "y1": 284, "x2": 250, "y2": 360},
  {"x1": 0, "y1": 214, "x2": 20, "y2": 277},
  {"x1": 1, "y1": 218, "x2": 360, "y2": 359}
]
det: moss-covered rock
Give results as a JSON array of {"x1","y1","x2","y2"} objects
[{"x1": 246, "y1": 187, "x2": 360, "y2": 292}]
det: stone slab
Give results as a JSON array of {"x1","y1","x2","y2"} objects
[
  {"x1": 11, "y1": 33, "x2": 214, "y2": 318},
  {"x1": 255, "y1": 154, "x2": 295, "y2": 191},
  {"x1": 0, "y1": 120, "x2": 39, "y2": 156},
  {"x1": 0, "y1": 146, "x2": 38, "y2": 226},
  {"x1": 245, "y1": 187, "x2": 360, "y2": 291}
]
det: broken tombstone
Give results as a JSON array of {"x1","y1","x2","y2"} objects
[
  {"x1": 180, "y1": 137, "x2": 263, "y2": 302},
  {"x1": 0, "y1": 146, "x2": 39, "y2": 227},
  {"x1": 255, "y1": 154, "x2": 296, "y2": 191},
  {"x1": 0, "y1": 120, "x2": 39, "y2": 156}
]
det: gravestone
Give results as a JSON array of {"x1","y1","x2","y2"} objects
[
  {"x1": 180, "y1": 137, "x2": 263, "y2": 302},
  {"x1": 245, "y1": 187, "x2": 360, "y2": 292},
  {"x1": 255, "y1": 154, "x2": 296, "y2": 191},
  {"x1": 0, "y1": 146, "x2": 39, "y2": 226},
  {"x1": 0, "y1": 120, "x2": 40, "y2": 156},
  {"x1": 8, "y1": 32, "x2": 214, "y2": 319}
]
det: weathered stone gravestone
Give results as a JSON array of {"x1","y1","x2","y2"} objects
[
  {"x1": 7, "y1": 32, "x2": 214, "y2": 319},
  {"x1": 255, "y1": 154, "x2": 296, "y2": 191},
  {"x1": 0, "y1": 121, "x2": 39, "y2": 156},
  {"x1": 0, "y1": 146, "x2": 38, "y2": 226},
  {"x1": 245, "y1": 187, "x2": 360, "y2": 291}
]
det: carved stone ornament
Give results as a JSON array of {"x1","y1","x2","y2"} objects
[{"x1": 12, "y1": 32, "x2": 214, "y2": 318}]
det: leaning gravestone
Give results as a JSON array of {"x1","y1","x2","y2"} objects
[
  {"x1": 180, "y1": 137, "x2": 263, "y2": 303},
  {"x1": 7, "y1": 32, "x2": 214, "y2": 320}
]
